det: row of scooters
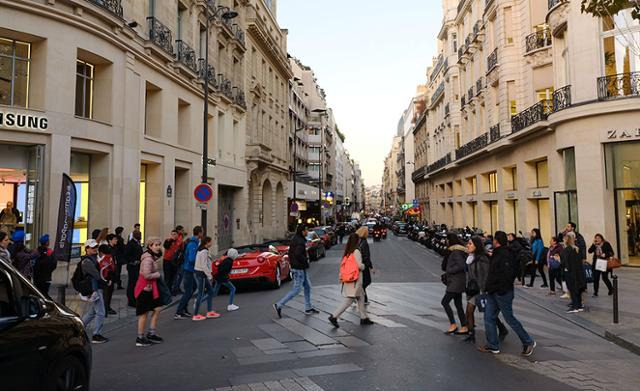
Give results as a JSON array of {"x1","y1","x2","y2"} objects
[{"x1": 406, "y1": 224, "x2": 483, "y2": 255}]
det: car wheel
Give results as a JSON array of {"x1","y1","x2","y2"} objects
[
  {"x1": 322, "y1": 246, "x2": 326, "y2": 258},
  {"x1": 47, "y1": 355, "x2": 88, "y2": 391},
  {"x1": 271, "y1": 266, "x2": 282, "y2": 289},
  {"x1": 310, "y1": 249, "x2": 318, "y2": 261}
]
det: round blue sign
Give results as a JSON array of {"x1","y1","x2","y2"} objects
[{"x1": 193, "y1": 183, "x2": 214, "y2": 203}]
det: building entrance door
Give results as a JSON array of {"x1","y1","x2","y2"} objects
[
  {"x1": 615, "y1": 188, "x2": 640, "y2": 266},
  {"x1": 218, "y1": 186, "x2": 234, "y2": 251}
]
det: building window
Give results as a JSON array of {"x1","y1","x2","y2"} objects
[
  {"x1": 0, "y1": 37, "x2": 31, "y2": 107},
  {"x1": 489, "y1": 172, "x2": 498, "y2": 193},
  {"x1": 70, "y1": 153, "x2": 91, "y2": 251},
  {"x1": 536, "y1": 87, "x2": 554, "y2": 102},
  {"x1": 75, "y1": 60, "x2": 94, "y2": 118},
  {"x1": 504, "y1": 7, "x2": 514, "y2": 44},
  {"x1": 563, "y1": 148, "x2": 576, "y2": 190},
  {"x1": 507, "y1": 80, "x2": 516, "y2": 117},
  {"x1": 602, "y1": 8, "x2": 640, "y2": 77},
  {"x1": 489, "y1": 201, "x2": 499, "y2": 233},
  {"x1": 536, "y1": 159, "x2": 549, "y2": 188}
]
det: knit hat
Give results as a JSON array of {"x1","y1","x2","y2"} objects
[
  {"x1": 39, "y1": 234, "x2": 50, "y2": 245},
  {"x1": 227, "y1": 248, "x2": 239, "y2": 260},
  {"x1": 12, "y1": 230, "x2": 25, "y2": 243}
]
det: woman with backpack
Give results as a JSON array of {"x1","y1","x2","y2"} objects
[
  {"x1": 463, "y1": 235, "x2": 489, "y2": 343},
  {"x1": 134, "y1": 237, "x2": 165, "y2": 347},
  {"x1": 193, "y1": 236, "x2": 219, "y2": 321},
  {"x1": 527, "y1": 228, "x2": 548, "y2": 288},
  {"x1": 441, "y1": 233, "x2": 468, "y2": 335},
  {"x1": 328, "y1": 233, "x2": 373, "y2": 328}
]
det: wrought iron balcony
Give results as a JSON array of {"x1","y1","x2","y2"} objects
[
  {"x1": 176, "y1": 40, "x2": 197, "y2": 73},
  {"x1": 485, "y1": 0, "x2": 495, "y2": 10},
  {"x1": 233, "y1": 88, "x2": 247, "y2": 109},
  {"x1": 198, "y1": 59, "x2": 218, "y2": 87},
  {"x1": 147, "y1": 17, "x2": 174, "y2": 56},
  {"x1": 511, "y1": 100, "x2": 552, "y2": 133},
  {"x1": 489, "y1": 123, "x2": 501, "y2": 143},
  {"x1": 430, "y1": 55, "x2": 445, "y2": 82},
  {"x1": 88, "y1": 0, "x2": 123, "y2": 17},
  {"x1": 457, "y1": 0, "x2": 467, "y2": 14},
  {"x1": 552, "y1": 85, "x2": 571, "y2": 112},
  {"x1": 476, "y1": 77, "x2": 484, "y2": 95},
  {"x1": 412, "y1": 166, "x2": 427, "y2": 182},
  {"x1": 525, "y1": 28, "x2": 551, "y2": 53},
  {"x1": 431, "y1": 81, "x2": 445, "y2": 106},
  {"x1": 487, "y1": 48, "x2": 498, "y2": 73},
  {"x1": 455, "y1": 133, "x2": 488, "y2": 160},
  {"x1": 548, "y1": 0, "x2": 566, "y2": 9},
  {"x1": 232, "y1": 24, "x2": 246, "y2": 46},
  {"x1": 461, "y1": 96, "x2": 466, "y2": 108},
  {"x1": 445, "y1": 103, "x2": 450, "y2": 116},
  {"x1": 427, "y1": 153, "x2": 452, "y2": 174},
  {"x1": 218, "y1": 74, "x2": 233, "y2": 99},
  {"x1": 458, "y1": 46, "x2": 465, "y2": 61},
  {"x1": 465, "y1": 35, "x2": 472, "y2": 51},
  {"x1": 473, "y1": 20, "x2": 482, "y2": 40},
  {"x1": 467, "y1": 87, "x2": 474, "y2": 102},
  {"x1": 597, "y1": 72, "x2": 640, "y2": 100}
]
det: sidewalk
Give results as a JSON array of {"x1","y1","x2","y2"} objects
[{"x1": 516, "y1": 266, "x2": 640, "y2": 355}]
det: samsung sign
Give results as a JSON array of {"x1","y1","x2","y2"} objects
[{"x1": 0, "y1": 111, "x2": 48, "y2": 131}]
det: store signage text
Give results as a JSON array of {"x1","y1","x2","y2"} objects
[
  {"x1": 607, "y1": 129, "x2": 640, "y2": 140},
  {"x1": 0, "y1": 111, "x2": 48, "y2": 131}
]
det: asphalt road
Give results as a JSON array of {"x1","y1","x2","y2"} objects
[{"x1": 91, "y1": 234, "x2": 640, "y2": 391}]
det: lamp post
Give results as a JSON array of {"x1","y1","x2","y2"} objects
[
  {"x1": 311, "y1": 108, "x2": 327, "y2": 225},
  {"x1": 201, "y1": 2, "x2": 237, "y2": 234},
  {"x1": 292, "y1": 126, "x2": 305, "y2": 223}
]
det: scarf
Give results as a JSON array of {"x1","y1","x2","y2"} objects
[{"x1": 466, "y1": 254, "x2": 475, "y2": 265}]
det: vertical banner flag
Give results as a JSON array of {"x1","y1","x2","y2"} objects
[{"x1": 53, "y1": 174, "x2": 77, "y2": 262}]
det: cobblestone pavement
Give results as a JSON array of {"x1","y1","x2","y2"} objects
[{"x1": 206, "y1": 377, "x2": 326, "y2": 391}]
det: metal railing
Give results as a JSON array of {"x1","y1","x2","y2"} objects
[
  {"x1": 552, "y1": 85, "x2": 571, "y2": 111},
  {"x1": 525, "y1": 28, "x2": 551, "y2": 53},
  {"x1": 427, "y1": 153, "x2": 452, "y2": 174},
  {"x1": 445, "y1": 103, "x2": 450, "y2": 116},
  {"x1": 485, "y1": 0, "x2": 495, "y2": 11},
  {"x1": 511, "y1": 100, "x2": 552, "y2": 133},
  {"x1": 597, "y1": 72, "x2": 640, "y2": 100},
  {"x1": 476, "y1": 77, "x2": 484, "y2": 95},
  {"x1": 455, "y1": 133, "x2": 488, "y2": 160},
  {"x1": 467, "y1": 87, "x2": 474, "y2": 102},
  {"x1": 473, "y1": 20, "x2": 482, "y2": 40},
  {"x1": 88, "y1": 0, "x2": 123, "y2": 17},
  {"x1": 412, "y1": 166, "x2": 426, "y2": 182},
  {"x1": 431, "y1": 81, "x2": 445, "y2": 106},
  {"x1": 234, "y1": 89, "x2": 246, "y2": 108},
  {"x1": 218, "y1": 74, "x2": 233, "y2": 99},
  {"x1": 548, "y1": 0, "x2": 565, "y2": 9},
  {"x1": 147, "y1": 17, "x2": 174, "y2": 56},
  {"x1": 176, "y1": 40, "x2": 197, "y2": 73},
  {"x1": 461, "y1": 96, "x2": 466, "y2": 108},
  {"x1": 232, "y1": 24, "x2": 246, "y2": 46},
  {"x1": 458, "y1": 46, "x2": 465, "y2": 61},
  {"x1": 457, "y1": 0, "x2": 467, "y2": 14},
  {"x1": 430, "y1": 55, "x2": 445, "y2": 82},
  {"x1": 489, "y1": 123, "x2": 501, "y2": 143},
  {"x1": 198, "y1": 59, "x2": 218, "y2": 87},
  {"x1": 487, "y1": 48, "x2": 498, "y2": 73}
]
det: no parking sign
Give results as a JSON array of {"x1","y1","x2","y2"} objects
[{"x1": 194, "y1": 183, "x2": 214, "y2": 208}]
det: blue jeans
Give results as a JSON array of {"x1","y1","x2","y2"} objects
[
  {"x1": 276, "y1": 269, "x2": 312, "y2": 310},
  {"x1": 212, "y1": 280, "x2": 236, "y2": 305},
  {"x1": 176, "y1": 270, "x2": 195, "y2": 314},
  {"x1": 484, "y1": 290, "x2": 533, "y2": 350},
  {"x1": 172, "y1": 265, "x2": 184, "y2": 293},
  {"x1": 194, "y1": 271, "x2": 213, "y2": 314},
  {"x1": 82, "y1": 289, "x2": 105, "y2": 336}
]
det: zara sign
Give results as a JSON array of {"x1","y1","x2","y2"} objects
[{"x1": 607, "y1": 128, "x2": 640, "y2": 140}]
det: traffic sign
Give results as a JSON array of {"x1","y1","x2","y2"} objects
[
  {"x1": 194, "y1": 183, "x2": 214, "y2": 203},
  {"x1": 290, "y1": 202, "x2": 299, "y2": 213}
]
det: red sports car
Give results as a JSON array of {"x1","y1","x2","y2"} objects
[
  {"x1": 215, "y1": 244, "x2": 291, "y2": 289},
  {"x1": 311, "y1": 227, "x2": 332, "y2": 249}
]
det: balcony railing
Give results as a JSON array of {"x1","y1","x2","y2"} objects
[
  {"x1": 461, "y1": 96, "x2": 466, "y2": 108},
  {"x1": 457, "y1": 0, "x2": 467, "y2": 14},
  {"x1": 88, "y1": 0, "x2": 123, "y2": 17},
  {"x1": 218, "y1": 74, "x2": 233, "y2": 99},
  {"x1": 487, "y1": 48, "x2": 498, "y2": 73},
  {"x1": 427, "y1": 153, "x2": 452, "y2": 174},
  {"x1": 525, "y1": 28, "x2": 551, "y2": 53},
  {"x1": 430, "y1": 55, "x2": 445, "y2": 82},
  {"x1": 489, "y1": 123, "x2": 501, "y2": 143},
  {"x1": 445, "y1": 103, "x2": 450, "y2": 116},
  {"x1": 147, "y1": 17, "x2": 174, "y2": 56},
  {"x1": 476, "y1": 77, "x2": 484, "y2": 95},
  {"x1": 465, "y1": 35, "x2": 472, "y2": 51},
  {"x1": 467, "y1": 87, "x2": 474, "y2": 102},
  {"x1": 232, "y1": 24, "x2": 246, "y2": 46},
  {"x1": 485, "y1": 0, "x2": 495, "y2": 11},
  {"x1": 458, "y1": 46, "x2": 465, "y2": 61},
  {"x1": 597, "y1": 72, "x2": 640, "y2": 100},
  {"x1": 176, "y1": 40, "x2": 197, "y2": 73},
  {"x1": 198, "y1": 59, "x2": 218, "y2": 87},
  {"x1": 473, "y1": 20, "x2": 482, "y2": 40},
  {"x1": 552, "y1": 85, "x2": 571, "y2": 111},
  {"x1": 412, "y1": 166, "x2": 426, "y2": 182},
  {"x1": 455, "y1": 133, "x2": 488, "y2": 160},
  {"x1": 548, "y1": 0, "x2": 565, "y2": 9},
  {"x1": 233, "y1": 89, "x2": 246, "y2": 108},
  {"x1": 431, "y1": 81, "x2": 445, "y2": 106},
  {"x1": 511, "y1": 100, "x2": 552, "y2": 133}
]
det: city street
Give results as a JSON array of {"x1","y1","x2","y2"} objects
[{"x1": 91, "y1": 234, "x2": 640, "y2": 391}]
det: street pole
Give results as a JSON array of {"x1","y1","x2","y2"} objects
[
  {"x1": 293, "y1": 131, "x2": 297, "y2": 228},
  {"x1": 201, "y1": 4, "x2": 210, "y2": 235},
  {"x1": 318, "y1": 124, "x2": 323, "y2": 226}
]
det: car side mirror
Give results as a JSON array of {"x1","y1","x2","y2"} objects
[{"x1": 21, "y1": 295, "x2": 46, "y2": 320}]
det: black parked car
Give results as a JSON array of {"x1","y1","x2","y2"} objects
[{"x1": 0, "y1": 259, "x2": 92, "y2": 391}]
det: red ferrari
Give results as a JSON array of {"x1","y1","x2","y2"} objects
[{"x1": 215, "y1": 244, "x2": 291, "y2": 289}]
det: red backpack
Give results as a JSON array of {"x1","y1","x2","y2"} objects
[{"x1": 339, "y1": 253, "x2": 359, "y2": 283}]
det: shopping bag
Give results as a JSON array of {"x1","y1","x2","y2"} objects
[
  {"x1": 476, "y1": 294, "x2": 488, "y2": 313},
  {"x1": 595, "y1": 259, "x2": 608, "y2": 272},
  {"x1": 583, "y1": 263, "x2": 594, "y2": 283}
]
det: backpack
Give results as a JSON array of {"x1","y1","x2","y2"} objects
[
  {"x1": 71, "y1": 261, "x2": 93, "y2": 296},
  {"x1": 339, "y1": 254, "x2": 359, "y2": 283},
  {"x1": 515, "y1": 239, "x2": 534, "y2": 267},
  {"x1": 171, "y1": 241, "x2": 186, "y2": 267}
]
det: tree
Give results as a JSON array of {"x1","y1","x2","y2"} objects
[{"x1": 580, "y1": 0, "x2": 640, "y2": 21}]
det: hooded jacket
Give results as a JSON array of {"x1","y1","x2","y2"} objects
[
  {"x1": 288, "y1": 233, "x2": 309, "y2": 270},
  {"x1": 485, "y1": 245, "x2": 517, "y2": 295},
  {"x1": 445, "y1": 244, "x2": 467, "y2": 294}
]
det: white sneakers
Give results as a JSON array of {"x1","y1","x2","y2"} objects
[
  {"x1": 227, "y1": 304, "x2": 240, "y2": 311},
  {"x1": 560, "y1": 293, "x2": 570, "y2": 299}
]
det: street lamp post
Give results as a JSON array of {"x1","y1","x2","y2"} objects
[
  {"x1": 201, "y1": 2, "x2": 237, "y2": 234},
  {"x1": 311, "y1": 108, "x2": 327, "y2": 225},
  {"x1": 292, "y1": 127, "x2": 305, "y2": 225}
]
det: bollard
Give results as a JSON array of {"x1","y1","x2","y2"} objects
[
  {"x1": 613, "y1": 274, "x2": 619, "y2": 324},
  {"x1": 57, "y1": 285, "x2": 66, "y2": 306}
]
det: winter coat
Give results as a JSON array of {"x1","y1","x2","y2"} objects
[
  {"x1": 33, "y1": 246, "x2": 56, "y2": 284},
  {"x1": 215, "y1": 257, "x2": 233, "y2": 283},
  {"x1": 288, "y1": 234, "x2": 309, "y2": 270},
  {"x1": 588, "y1": 241, "x2": 614, "y2": 270},
  {"x1": 139, "y1": 251, "x2": 161, "y2": 292},
  {"x1": 124, "y1": 238, "x2": 143, "y2": 266},
  {"x1": 0, "y1": 247, "x2": 10, "y2": 263},
  {"x1": 562, "y1": 246, "x2": 586, "y2": 292},
  {"x1": 341, "y1": 249, "x2": 365, "y2": 298},
  {"x1": 444, "y1": 245, "x2": 467, "y2": 293},
  {"x1": 114, "y1": 235, "x2": 126, "y2": 265},
  {"x1": 81, "y1": 254, "x2": 106, "y2": 291},
  {"x1": 12, "y1": 244, "x2": 33, "y2": 280},
  {"x1": 485, "y1": 245, "x2": 517, "y2": 295},
  {"x1": 467, "y1": 253, "x2": 490, "y2": 293},
  {"x1": 194, "y1": 248, "x2": 213, "y2": 279},
  {"x1": 531, "y1": 238, "x2": 544, "y2": 264},
  {"x1": 182, "y1": 236, "x2": 200, "y2": 272}
]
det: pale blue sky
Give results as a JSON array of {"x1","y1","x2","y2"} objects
[{"x1": 278, "y1": 0, "x2": 442, "y2": 185}]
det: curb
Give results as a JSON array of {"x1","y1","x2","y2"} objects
[{"x1": 604, "y1": 330, "x2": 640, "y2": 356}]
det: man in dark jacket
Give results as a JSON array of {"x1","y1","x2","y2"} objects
[
  {"x1": 273, "y1": 225, "x2": 318, "y2": 318},
  {"x1": 81, "y1": 239, "x2": 109, "y2": 344},
  {"x1": 125, "y1": 230, "x2": 143, "y2": 307},
  {"x1": 32, "y1": 234, "x2": 56, "y2": 299},
  {"x1": 480, "y1": 231, "x2": 536, "y2": 356},
  {"x1": 113, "y1": 226, "x2": 126, "y2": 289},
  {"x1": 564, "y1": 222, "x2": 586, "y2": 262}
]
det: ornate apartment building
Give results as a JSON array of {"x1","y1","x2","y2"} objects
[{"x1": 412, "y1": 0, "x2": 640, "y2": 265}]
